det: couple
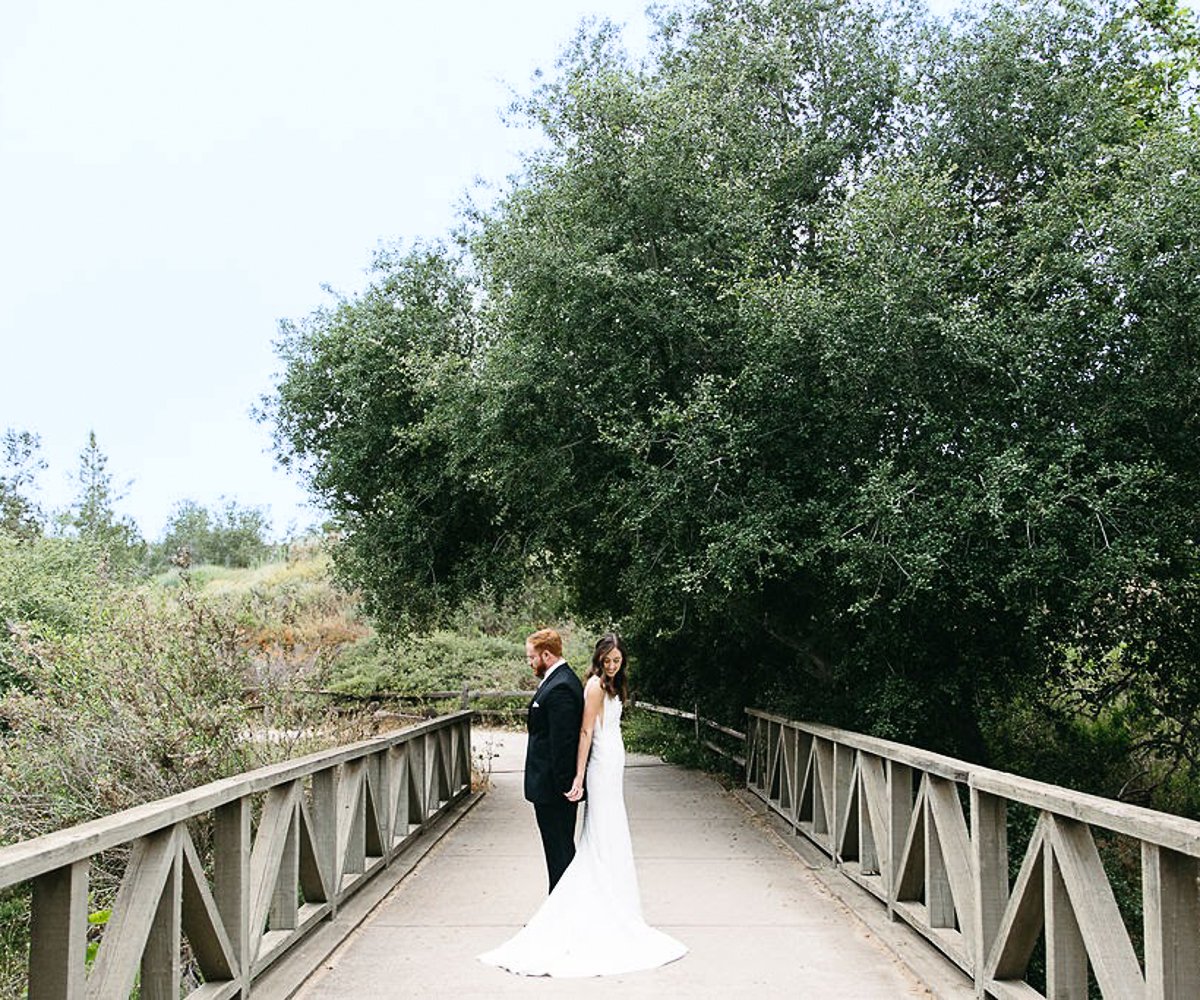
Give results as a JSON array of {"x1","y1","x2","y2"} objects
[{"x1": 478, "y1": 628, "x2": 688, "y2": 978}]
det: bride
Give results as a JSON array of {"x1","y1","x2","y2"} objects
[{"x1": 478, "y1": 633, "x2": 688, "y2": 977}]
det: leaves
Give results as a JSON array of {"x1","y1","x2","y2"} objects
[{"x1": 267, "y1": 0, "x2": 1200, "y2": 781}]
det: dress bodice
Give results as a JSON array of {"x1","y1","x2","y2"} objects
[{"x1": 598, "y1": 693, "x2": 622, "y2": 731}]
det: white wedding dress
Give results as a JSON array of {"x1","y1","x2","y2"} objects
[{"x1": 479, "y1": 693, "x2": 688, "y2": 977}]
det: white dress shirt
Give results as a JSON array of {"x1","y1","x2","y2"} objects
[{"x1": 537, "y1": 658, "x2": 567, "y2": 692}]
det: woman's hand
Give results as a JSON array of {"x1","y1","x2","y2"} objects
[{"x1": 565, "y1": 775, "x2": 584, "y2": 802}]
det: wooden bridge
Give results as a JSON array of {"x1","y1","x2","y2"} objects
[{"x1": 2, "y1": 707, "x2": 1198, "y2": 998}]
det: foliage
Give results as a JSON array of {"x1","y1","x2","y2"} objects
[
  {"x1": 326, "y1": 625, "x2": 593, "y2": 697},
  {"x1": 0, "y1": 534, "x2": 109, "y2": 691},
  {"x1": 266, "y1": 0, "x2": 1200, "y2": 804},
  {"x1": 155, "y1": 498, "x2": 275, "y2": 569},
  {"x1": 0, "y1": 430, "x2": 44, "y2": 541},
  {"x1": 59, "y1": 431, "x2": 145, "y2": 572},
  {"x1": 621, "y1": 708, "x2": 726, "y2": 773},
  {"x1": 0, "y1": 892, "x2": 27, "y2": 1000},
  {"x1": 263, "y1": 247, "x2": 497, "y2": 626},
  {"x1": 327, "y1": 631, "x2": 513, "y2": 695},
  {"x1": 0, "y1": 535, "x2": 375, "y2": 836},
  {"x1": 0, "y1": 548, "x2": 373, "y2": 998},
  {"x1": 153, "y1": 545, "x2": 369, "y2": 691},
  {"x1": 0, "y1": 580, "x2": 253, "y2": 844},
  {"x1": 325, "y1": 577, "x2": 592, "y2": 695}
]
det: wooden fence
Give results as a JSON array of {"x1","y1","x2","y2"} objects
[
  {"x1": 745, "y1": 710, "x2": 1200, "y2": 1000},
  {"x1": 0, "y1": 711, "x2": 474, "y2": 1000},
  {"x1": 634, "y1": 701, "x2": 747, "y2": 768}
]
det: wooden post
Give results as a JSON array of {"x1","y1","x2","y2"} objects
[
  {"x1": 746, "y1": 713, "x2": 761, "y2": 791},
  {"x1": 87, "y1": 830, "x2": 178, "y2": 999},
  {"x1": 269, "y1": 800, "x2": 300, "y2": 930},
  {"x1": 390, "y1": 746, "x2": 410, "y2": 838},
  {"x1": 1044, "y1": 843, "x2": 1087, "y2": 999},
  {"x1": 776, "y1": 728, "x2": 796, "y2": 821},
  {"x1": 373, "y1": 748, "x2": 395, "y2": 858},
  {"x1": 409, "y1": 735, "x2": 428, "y2": 827},
  {"x1": 311, "y1": 766, "x2": 339, "y2": 912},
  {"x1": 140, "y1": 835, "x2": 183, "y2": 1000},
  {"x1": 460, "y1": 715, "x2": 473, "y2": 789},
  {"x1": 214, "y1": 799, "x2": 251, "y2": 983},
  {"x1": 422, "y1": 732, "x2": 437, "y2": 822},
  {"x1": 460, "y1": 683, "x2": 469, "y2": 710},
  {"x1": 345, "y1": 761, "x2": 367, "y2": 876},
  {"x1": 859, "y1": 775, "x2": 877, "y2": 874},
  {"x1": 887, "y1": 761, "x2": 914, "y2": 917},
  {"x1": 1143, "y1": 843, "x2": 1200, "y2": 999},
  {"x1": 833, "y1": 744, "x2": 854, "y2": 865},
  {"x1": 970, "y1": 787, "x2": 1007, "y2": 997},
  {"x1": 435, "y1": 727, "x2": 453, "y2": 806},
  {"x1": 1050, "y1": 817, "x2": 1143, "y2": 998},
  {"x1": 29, "y1": 860, "x2": 89, "y2": 1000},
  {"x1": 860, "y1": 754, "x2": 888, "y2": 878},
  {"x1": 925, "y1": 793, "x2": 954, "y2": 928},
  {"x1": 814, "y1": 738, "x2": 835, "y2": 851},
  {"x1": 365, "y1": 752, "x2": 387, "y2": 858}
]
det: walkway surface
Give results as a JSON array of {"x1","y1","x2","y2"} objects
[{"x1": 296, "y1": 729, "x2": 933, "y2": 999}]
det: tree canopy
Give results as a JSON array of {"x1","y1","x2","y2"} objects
[
  {"x1": 158, "y1": 498, "x2": 273, "y2": 569},
  {"x1": 267, "y1": 0, "x2": 1200, "y2": 795}
]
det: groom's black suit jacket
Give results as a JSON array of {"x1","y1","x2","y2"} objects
[{"x1": 524, "y1": 663, "x2": 584, "y2": 804}]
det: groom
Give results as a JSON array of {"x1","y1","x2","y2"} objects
[{"x1": 523, "y1": 628, "x2": 584, "y2": 892}]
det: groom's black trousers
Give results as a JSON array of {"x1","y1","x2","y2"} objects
[{"x1": 534, "y1": 799, "x2": 578, "y2": 891}]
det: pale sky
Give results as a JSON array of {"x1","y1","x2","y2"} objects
[
  {"x1": 1, "y1": 0, "x2": 668, "y2": 539},
  {"x1": 0, "y1": 0, "x2": 1010, "y2": 540}
]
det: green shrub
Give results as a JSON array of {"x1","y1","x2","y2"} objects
[
  {"x1": 0, "y1": 535, "x2": 109, "y2": 689},
  {"x1": 326, "y1": 608, "x2": 595, "y2": 697},
  {"x1": 622, "y1": 708, "x2": 725, "y2": 773},
  {"x1": 329, "y1": 630, "x2": 531, "y2": 695}
]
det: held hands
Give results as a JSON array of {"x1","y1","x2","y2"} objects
[{"x1": 565, "y1": 775, "x2": 584, "y2": 802}]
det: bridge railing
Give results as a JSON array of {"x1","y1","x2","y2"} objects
[
  {"x1": 745, "y1": 710, "x2": 1200, "y2": 1000},
  {"x1": 634, "y1": 701, "x2": 746, "y2": 768},
  {"x1": 0, "y1": 711, "x2": 473, "y2": 1000}
]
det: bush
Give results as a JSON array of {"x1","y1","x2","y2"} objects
[
  {"x1": 326, "y1": 576, "x2": 594, "y2": 696},
  {"x1": 622, "y1": 708, "x2": 728, "y2": 774},
  {"x1": 0, "y1": 566, "x2": 371, "y2": 999},
  {"x1": 1, "y1": 583, "x2": 255, "y2": 844},
  {"x1": 0, "y1": 535, "x2": 111, "y2": 690}
]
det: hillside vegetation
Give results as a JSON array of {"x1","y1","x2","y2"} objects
[
  {"x1": 0, "y1": 535, "x2": 580, "y2": 850},
  {"x1": 0, "y1": 531, "x2": 577, "y2": 995}
]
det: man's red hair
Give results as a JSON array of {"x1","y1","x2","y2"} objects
[{"x1": 527, "y1": 628, "x2": 563, "y2": 658}]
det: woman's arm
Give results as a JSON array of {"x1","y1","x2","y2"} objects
[{"x1": 566, "y1": 677, "x2": 604, "y2": 801}]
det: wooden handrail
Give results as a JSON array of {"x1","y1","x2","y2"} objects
[
  {"x1": 744, "y1": 709, "x2": 1200, "y2": 999},
  {"x1": 635, "y1": 700, "x2": 747, "y2": 767},
  {"x1": 8, "y1": 711, "x2": 475, "y2": 999}
]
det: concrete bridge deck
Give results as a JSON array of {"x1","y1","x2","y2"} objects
[{"x1": 296, "y1": 730, "x2": 947, "y2": 999}]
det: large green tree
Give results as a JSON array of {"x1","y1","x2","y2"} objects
[{"x1": 269, "y1": 0, "x2": 1200, "y2": 783}]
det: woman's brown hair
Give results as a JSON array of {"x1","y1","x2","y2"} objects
[{"x1": 589, "y1": 633, "x2": 629, "y2": 703}]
